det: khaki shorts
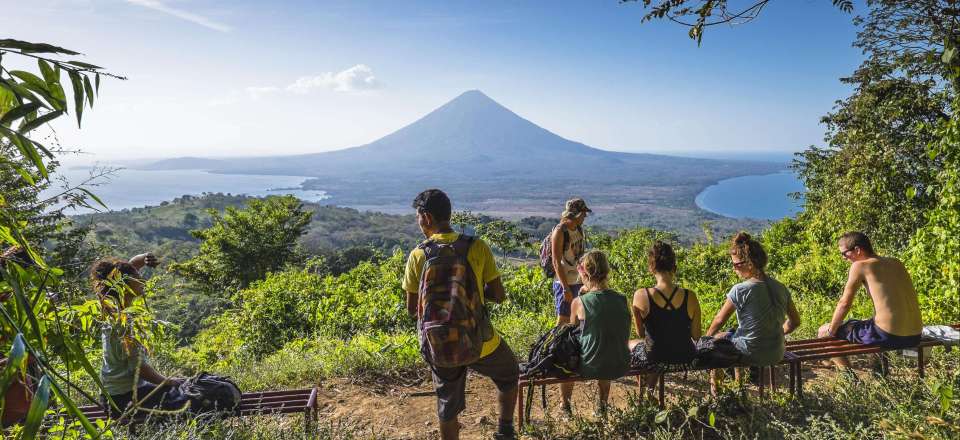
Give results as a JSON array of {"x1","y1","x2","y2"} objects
[{"x1": 430, "y1": 341, "x2": 519, "y2": 421}]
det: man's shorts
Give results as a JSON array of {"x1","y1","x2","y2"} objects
[
  {"x1": 552, "y1": 282, "x2": 582, "y2": 317},
  {"x1": 431, "y1": 340, "x2": 519, "y2": 422},
  {"x1": 836, "y1": 318, "x2": 921, "y2": 349}
]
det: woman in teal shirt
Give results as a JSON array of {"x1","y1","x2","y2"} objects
[{"x1": 560, "y1": 250, "x2": 631, "y2": 414}]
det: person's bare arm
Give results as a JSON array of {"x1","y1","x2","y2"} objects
[
  {"x1": 405, "y1": 291, "x2": 418, "y2": 318},
  {"x1": 632, "y1": 289, "x2": 648, "y2": 339},
  {"x1": 550, "y1": 228, "x2": 571, "y2": 300},
  {"x1": 827, "y1": 263, "x2": 863, "y2": 335},
  {"x1": 783, "y1": 297, "x2": 801, "y2": 335},
  {"x1": 689, "y1": 290, "x2": 703, "y2": 339},
  {"x1": 568, "y1": 298, "x2": 583, "y2": 326},
  {"x1": 706, "y1": 298, "x2": 736, "y2": 337},
  {"x1": 135, "y1": 355, "x2": 179, "y2": 385},
  {"x1": 128, "y1": 253, "x2": 158, "y2": 271},
  {"x1": 484, "y1": 277, "x2": 506, "y2": 304}
]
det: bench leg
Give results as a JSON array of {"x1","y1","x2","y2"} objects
[
  {"x1": 788, "y1": 363, "x2": 795, "y2": 397},
  {"x1": 770, "y1": 366, "x2": 776, "y2": 391},
  {"x1": 918, "y1": 347, "x2": 925, "y2": 379},
  {"x1": 517, "y1": 383, "x2": 525, "y2": 427},
  {"x1": 879, "y1": 353, "x2": 890, "y2": 377},
  {"x1": 658, "y1": 374, "x2": 665, "y2": 408},
  {"x1": 797, "y1": 362, "x2": 804, "y2": 399},
  {"x1": 758, "y1": 367, "x2": 765, "y2": 399}
]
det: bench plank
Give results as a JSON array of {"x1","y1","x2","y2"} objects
[{"x1": 70, "y1": 388, "x2": 319, "y2": 423}]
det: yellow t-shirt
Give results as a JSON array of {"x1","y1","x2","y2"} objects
[{"x1": 403, "y1": 232, "x2": 501, "y2": 357}]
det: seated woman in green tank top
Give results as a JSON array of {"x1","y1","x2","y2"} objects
[{"x1": 560, "y1": 250, "x2": 631, "y2": 415}]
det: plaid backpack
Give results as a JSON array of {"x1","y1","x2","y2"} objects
[{"x1": 417, "y1": 235, "x2": 488, "y2": 368}]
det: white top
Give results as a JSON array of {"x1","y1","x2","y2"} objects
[{"x1": 558, "y1": 226, "x2": 584, "y2": 285}]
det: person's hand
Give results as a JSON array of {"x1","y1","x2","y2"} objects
[
  {"x1": 167, "y1": 377, "x2": 185, "y2": 386},
  {"x1": 130, "y1": 253, "x2": 159, "y2": 270}
]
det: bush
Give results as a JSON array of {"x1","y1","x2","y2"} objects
[{"x1": 237, "y1": 269, "x2": 325, "y2": 357}]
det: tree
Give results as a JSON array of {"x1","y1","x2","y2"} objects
[
  {"x1": 905, "y1": 34, "x2": 960, "y2": 323},
  {"x1": 627, "y1": 0, "x2": 853, "y2": 43},
  {"x1": 1, "y1": 38, "x2": 123, "y2": 436},
  {"x1": 795, "y1": 75, "x2": 948, "y2": 251},
  {"x1": 170, "y1": 195, "x2": 313, "y2": 295}
]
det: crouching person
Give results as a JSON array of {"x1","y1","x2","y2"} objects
[
  {"x1": 403, "y1": 189, "x2": 519, "y2": 440},
  {"x1": 561, "y1": 250, "x2": 630, "y2": 415},
  {"x1": 93, "y1": 254, "x2": 187, "y2": 418}
]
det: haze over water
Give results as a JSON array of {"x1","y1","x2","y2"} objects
[{"x1": 44, "y1": 168, "x2": 330, "y2": 213}]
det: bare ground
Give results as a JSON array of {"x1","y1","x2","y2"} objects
[{"x1": 308, "y1": 364, "x2": 837, "y2": 440}]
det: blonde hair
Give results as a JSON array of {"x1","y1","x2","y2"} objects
[{"x1": 579, "y1": 250, "x2": 610, "y2": 283}]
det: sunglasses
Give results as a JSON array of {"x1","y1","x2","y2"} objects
[{"x1": 840, "y1": 247, "x2": 856, "y2": 258}]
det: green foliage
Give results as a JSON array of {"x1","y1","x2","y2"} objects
[
  {"x1": 236, "y1": 268, "x2": 324, "y2": 357},
  {"x1": 0, "y1": 39, "x2": 123, "y2": 436},
  {"x1": 905, "y1": 64, "x2": 960, "y2": 323},
  {"x1": 629, "y1": 0, "x2": 853, "y2": 44},
  {"x1": 796, "y1": 76, "x2": 947, "y2": 252},
  {"x1": 170, "y1": 195, "x2": 312, "y2": 294}
]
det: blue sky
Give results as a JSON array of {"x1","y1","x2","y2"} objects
[{"x1": 8, "y1": 0, "x2": 861, "y2": 161}]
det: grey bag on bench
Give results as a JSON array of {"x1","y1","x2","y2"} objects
[
  {"x1": 693, "y1": 336, "x2": 742, "y2": 369},
  {"x1": 178, "y1": 372, "x2": 242, "y2": 414}
]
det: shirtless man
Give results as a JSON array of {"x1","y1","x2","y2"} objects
[{"x1": 819, "y1": 231, "x2": 923, "y2": 368}]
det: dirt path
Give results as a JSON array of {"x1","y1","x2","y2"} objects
[{"x1": 311, "y1": 365, "x2": 815, "y2": 439}]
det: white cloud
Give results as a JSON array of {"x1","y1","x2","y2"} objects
[
  {"x1": 125, "y1": 0, "x2": 232, "y2": 33},
  {"x1": 286, "y1": 64, "x2": 380, "y2": 94},
  {"x1": 245, "y1": 86, "x2": 280, "y2": 100}
]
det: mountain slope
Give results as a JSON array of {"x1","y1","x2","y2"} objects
[{"x1": 146, "y1": 90, "x2": 778, "y2": 182}]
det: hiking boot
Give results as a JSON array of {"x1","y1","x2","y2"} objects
[
  {"x1": 493, "y1": 426, "x2": 516, "y2": 440},
  {"x1": 561, "y1": 402, "x2": 573, "y2": 420}
]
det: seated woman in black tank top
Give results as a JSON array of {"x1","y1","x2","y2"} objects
[{"x1": 628, "y1": 241, "x2": 702, "y2": 395}]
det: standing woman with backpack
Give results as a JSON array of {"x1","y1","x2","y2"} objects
[
  {"x1": 560, "y1": 250, "x2": 630, "y2": 415},
  {"x1": 545, "y1": 198, "x2": 590, "y2": 326}
]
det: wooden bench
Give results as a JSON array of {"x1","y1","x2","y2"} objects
[
  {"x1": 782, "y1": 323, "x2": 960, "y2": 398},
  {"x1": 71, "y1": 388, "x2": 320, "y2": 426},
  {"x1": 517, "y1": 323, "x2": 959, "y2": 423},
  {"x1": 517, "y1": 363, "x2": 781, "y2": 425}
]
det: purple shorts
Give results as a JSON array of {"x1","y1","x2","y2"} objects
[
  {"x1": 836, "y1": 318, "x2": 921, "y2": 349},
  {"x1": 552, "y1": 281, "x2": 582, "y2": 317}
]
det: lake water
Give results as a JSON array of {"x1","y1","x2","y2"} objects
[
  {"x1": 42, "y1": 168, "x2": 330, "y2": 213},
  {"x1": 695, "y1": 171, "x2": 805, "y2": 220},
  {"x1": 43, "y1": 166, "x2": 803, "y2": 220}
]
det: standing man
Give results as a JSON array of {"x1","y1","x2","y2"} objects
[
  {"x1": 551, "y1": 198, "x2": 590, "y2": 326},
  {"x1": 819, "y1": 231, "x2": 923, "y2": 368},
  {"x1": 402, "y1": 189, "x2": 519, "y2": 440}
]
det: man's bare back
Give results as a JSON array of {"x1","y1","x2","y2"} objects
[{"x1": 848, "y1": 256, "x2": 922, "y2": 336}]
